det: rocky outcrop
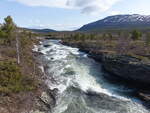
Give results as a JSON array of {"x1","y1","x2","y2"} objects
[
  {"x1": 102, "y1": 54, "x2": 150, "y2": 86},
  {"x1": 30, "y1": 88, "x2": 58, "y2": 113},
  {"x1": 137, "y1": 91, "x2": 150, "y2": 108},
  {"x1": 30, "y1": 44, "x2": 58, "y2": 113}
]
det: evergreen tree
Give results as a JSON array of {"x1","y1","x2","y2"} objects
[
  {"x1": 0, "y1": 29, "x2": 6, "y2": 38},
  {"x1": 1, "y1": 16, "x2": 16, "y2": 45},
  {"x1": 131, "y1": 30, "x2": 142, "y2": 40}
]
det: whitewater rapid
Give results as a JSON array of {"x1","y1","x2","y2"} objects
[{"x1": 34, "y1": 40, "x2": 149, "y2": 113}]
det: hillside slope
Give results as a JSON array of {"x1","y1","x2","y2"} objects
[{"x1": 78, "y1": 14, "x2": 150, "y2": 31}]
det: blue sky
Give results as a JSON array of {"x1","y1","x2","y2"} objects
[{"x1": 0, "y1": 0, "x2": 150, "y2": 31}]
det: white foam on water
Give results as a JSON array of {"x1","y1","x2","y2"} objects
[
  {"x1": 32, "y1": 45, "x2": 38, "y2": 52},
  {"x1": 70, "y1": 57, "x2": 131, "y2": 101},
  {"x1": 34, "y1": 40, "x2": 149, "y2": 113},
  {"x1": 36, "y1": 40, "x2": 131, "y2": 100},
  {"x1": 71, "y1": 60, "x2": 110, "y2": 94}
]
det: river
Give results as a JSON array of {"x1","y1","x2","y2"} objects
[{"x1": 34, "y1": 39, "x2": 149, "y2": 113}]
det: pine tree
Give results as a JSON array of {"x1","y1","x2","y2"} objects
[{"x1": 131, "y1": 30, "x2": 142, "y2": 40}]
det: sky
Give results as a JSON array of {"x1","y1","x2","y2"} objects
[{"x1": 0, "y1": 0, "x2": 150, "y2": 31}]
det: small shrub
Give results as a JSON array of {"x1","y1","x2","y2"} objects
[
  {"x1": 131, "y1": 30, "x2": 142, "y2": 40},
  {"x1": 0, "y1": 60, "x2": 36, "y2": 94}
]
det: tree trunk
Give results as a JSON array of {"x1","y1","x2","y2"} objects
[{"x1": 16, "y1": 33, "x2": 20, "y2": 64}]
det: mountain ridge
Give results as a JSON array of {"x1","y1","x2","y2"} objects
[
  {"x1": 78, "y1": 14, "x2": 150, "y2": 31},
  {"x1": 25, "y1": 28, "x2": 56, "y2": 33}
]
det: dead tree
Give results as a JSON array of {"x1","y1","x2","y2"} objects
[{"x1": 16, "y1": 30, "x2": 20, "y2": 64}]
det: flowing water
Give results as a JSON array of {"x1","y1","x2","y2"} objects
[{"x1": 34, "y1": 40, "x2": 149, "y2": 113}]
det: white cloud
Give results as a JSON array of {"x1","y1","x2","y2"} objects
[
  {"x1": 26, "y1": 19, "x2": 82, "y2": 30},
  {"x1": 8, "y1": 0, "x2": 122, "y2": 14},
  {"x1": 9, "y1": 0, "x2": 69, "y2": 8},
  {"x1": 30, "y1": 23, "x2": 81, "y2": 31},
  {"x1": 110, "y1": 11, "x2": 121, "y2": 15}
]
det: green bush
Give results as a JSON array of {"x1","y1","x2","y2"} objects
[
  {"x1": 0, "y1": 60, "x2": 36, "y2": 93},
  {"x1": 0, "y1": 16, "x2": 16, "y2": 46},
  {"x1": 131, "y1": 30, "x2": 142, "y2": 40},
  {"x1": 0, "y1": 29, "x2": 7, "y2": 38}
]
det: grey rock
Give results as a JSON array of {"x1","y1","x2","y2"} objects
[{"x1": 102, "y1": 54, "x2": 150, "y2": 85}]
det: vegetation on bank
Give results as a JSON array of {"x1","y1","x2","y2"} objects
[
  {"x1": 0, "y1": 60, "x2": 35, "y2": 93},
  {"x1": 44, "y1": 28, "x2": 150, "y2": 62},
  {"x1": 0, "y1": 16, "x2": 39, "y2": 94}
]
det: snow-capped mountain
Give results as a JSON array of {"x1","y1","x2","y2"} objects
[{"x1": 78, "y1": 14, "x2": 150, "y2": 31}]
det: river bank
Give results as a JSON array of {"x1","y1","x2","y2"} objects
[
  {"x1": 61, "y1": 40, "x2": 150, "y2": 108},
  {"x1": 4, "y1": 37, "x2": 149, "y2": 113},
  {"x1": 33, "y1": 39, "x2": 150, "y2": 113},
  {"x1": 0, "y1": 35, "x2": 57, "y2": 113}
]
